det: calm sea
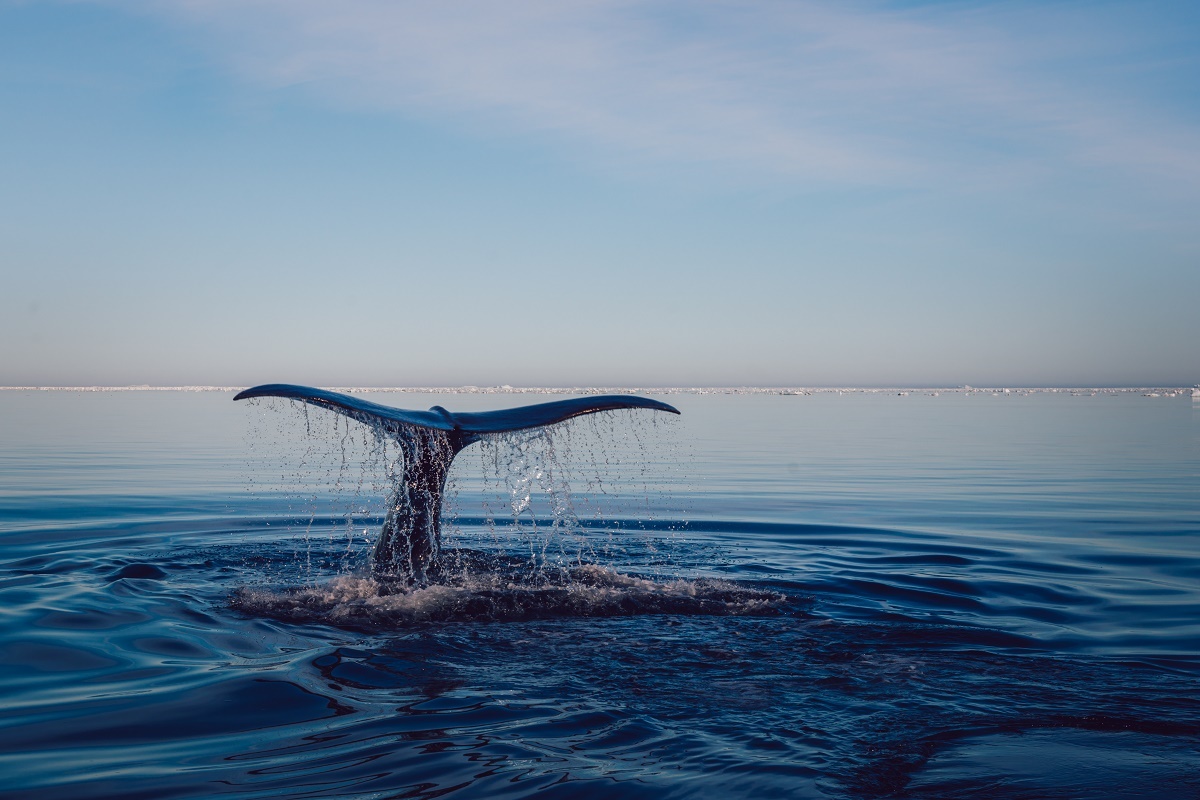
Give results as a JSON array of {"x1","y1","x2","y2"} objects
[{"x1": 1, "y1": 389, "x2": 1198, "y2": 798}]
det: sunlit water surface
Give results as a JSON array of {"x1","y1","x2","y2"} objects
[{"x1": 1, "y1": 390, "x2": 1198, "y2": 799}]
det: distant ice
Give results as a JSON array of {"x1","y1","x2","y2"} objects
[{"x1": 0, "y1": 385, "x2": 1195, "y2": 397}]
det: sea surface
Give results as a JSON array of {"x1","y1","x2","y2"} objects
[{"x1": 1, "y1": 389, "x2": 1198, "y2": 799}]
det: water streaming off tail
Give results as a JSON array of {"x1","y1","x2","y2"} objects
[
  {"x1": 236, "y1": 398, "x2": 775, "y2": 623},
  {"x1": 468, "y1": 409, "x2": 688, "y2": 577}
]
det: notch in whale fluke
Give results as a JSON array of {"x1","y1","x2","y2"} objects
[{"x1": 232, "y1": 383, "x2": 680, "y2": 433}]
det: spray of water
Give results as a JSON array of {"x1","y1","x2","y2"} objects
[{"x1": 235, "y1": 397, "x2": 776, "y2": 622}]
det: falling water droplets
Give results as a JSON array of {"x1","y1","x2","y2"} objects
[{"x1": 236, "y1": 394, "x2": 751, "y2": 623}]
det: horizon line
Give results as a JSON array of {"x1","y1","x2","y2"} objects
[{"x1": 0, "y1": 385, "x2": 1195, "y2": 393}]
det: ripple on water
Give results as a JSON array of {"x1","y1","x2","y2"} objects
[
  {"x1": 0, "y1": 640, "x2": 121, "y2": 673},
  {"x1": 906, "y1": 728, "x2": 1200, "y2": 799}
]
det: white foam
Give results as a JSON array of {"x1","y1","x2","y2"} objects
[{"x1": 233, "y1": 564, "x2": 787, "y2": 625}]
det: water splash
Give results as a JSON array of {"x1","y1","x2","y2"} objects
[
  {"x1": 232, "y1": 563, "x2": 788, "y2": 625},
  {"x1": 237, "y1": 396, "x2": 742, "y2": 624}
]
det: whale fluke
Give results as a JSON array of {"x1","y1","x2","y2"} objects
[
  {"x1": 233, "y1": 384, "x2": 679, "y2": 435},
  {"x1": 235, "y1": 384, "x2": 679, "y2": 583}
]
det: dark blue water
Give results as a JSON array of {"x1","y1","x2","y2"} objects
[{"x1": 2, "y1": 390, "x2": 1198, "y2": 798}]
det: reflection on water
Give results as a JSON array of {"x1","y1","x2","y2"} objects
[{"x1": 0, "y1": 390, "x2": 1198, "y2": 798}]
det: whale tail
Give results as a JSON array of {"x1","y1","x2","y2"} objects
[{"x1": 235, "y1": 384, "x2": 680, "y2": 582}]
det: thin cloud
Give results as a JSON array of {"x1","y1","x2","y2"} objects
[{"x1": 119, "y1": 0, "x2": 1200, "y2": 187}]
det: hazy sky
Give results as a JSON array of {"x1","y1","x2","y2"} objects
[{"x1": 2, "y1": 1, "x2": 1197, "y2": 387}]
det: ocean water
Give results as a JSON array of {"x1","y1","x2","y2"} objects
[{"x1": 1, "y1": 389, "x2": 1198, "y2": 799}]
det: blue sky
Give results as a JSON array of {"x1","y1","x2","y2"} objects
[{"x1": 2, "y1": 0, "x2": 1197, "y2": 387}]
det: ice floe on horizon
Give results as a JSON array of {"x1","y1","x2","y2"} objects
[{"x1": 2, "y1": 384, "x2": 1196, "y2": 398}]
